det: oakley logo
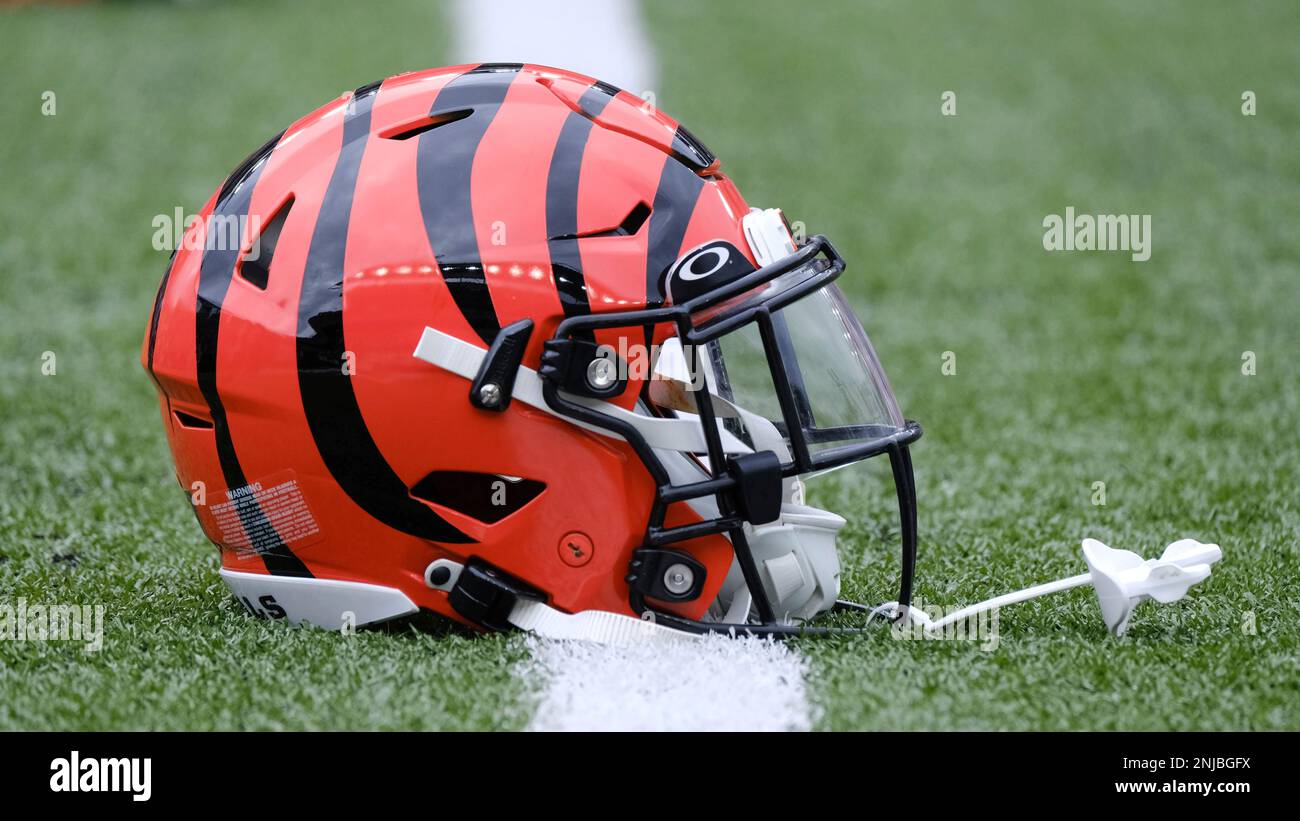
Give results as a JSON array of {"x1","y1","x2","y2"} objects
[
  {"x1": 677, "y1": 245, "x2": 731, "y2": 280},
  {"x1": 665, "y1": 240, "x2": 756, "y2": 302}
]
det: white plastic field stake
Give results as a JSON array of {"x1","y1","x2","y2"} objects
[{"x1": 900, "y1": 538, "x2": 1222, "y2": 636}]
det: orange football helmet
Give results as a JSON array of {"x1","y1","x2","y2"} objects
[{"x1": 143, "y1": 64, "x2": 920, "y2": 638}]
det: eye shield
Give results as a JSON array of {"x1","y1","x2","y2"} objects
[{"x1": 654, "y1": 273, "x2": 906, "y2": 459}]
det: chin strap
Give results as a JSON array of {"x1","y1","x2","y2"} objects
[
  {"x1": 879, "y1": 538, "x2": 1223, "y2": 637},
  {"x1": 413, "y1": 326, "x2": 751, "y2": 455},
  {"x1": 507, "y1": 598, "x2": 704, "y2": 645}
]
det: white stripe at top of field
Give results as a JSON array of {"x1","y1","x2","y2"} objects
[
  {"x1": 451, "y1": 0, "x2": 813, "y2": 733},
  {"x1": 450, "y1": 0, "x2": 658, "y2": 97},
  {"x1": 521, "y1": 634, "x2": 815, "y2": 732}
]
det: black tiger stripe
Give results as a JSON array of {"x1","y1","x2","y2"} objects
[
  {"x1": 195, "y1": 133, "x2": 312, "y2": 578},
  {"x1": 151, "y1": 129, "x2": 283, "y2": 378},
  {"x1": 217, "y1": 129, "x2": 287, "y2": 208},
  {"x1": 415, "y1": 63, "x2": 522, "y2": 345},
  {"x1": 145, "y1": 250, "x2": 177, "y2": 378},
  {"x1": 296, "y1": 82, "x2": 474, "y2": 545},
  {"x1": 579, "y1": 80, "x2": 621, "y2": 118},
  {"x1": 545, "y1": 84, "x2": 617, "y2": 341},
  {"x1": 669, "y1": 123, "x2": 717, "y2": 172},
  {"x1": 644, "y1": 158, "x2": 706, "y2": 305}
]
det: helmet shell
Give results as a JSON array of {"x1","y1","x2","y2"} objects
[{"x1": 144, "y1": 64, "x2": 756, "y2": 626}]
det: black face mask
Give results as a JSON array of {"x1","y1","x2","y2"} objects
[{"x1": 540, "y1": 235, "x2": 923, "y2": 636}]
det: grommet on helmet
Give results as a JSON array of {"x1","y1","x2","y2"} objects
[{"x1": 143, "y1": 63, "x2": 922, "y2": 638}]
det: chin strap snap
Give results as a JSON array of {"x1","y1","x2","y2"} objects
[{"x1": 438, "y1": 556, "x2": 704, "y2": 645}]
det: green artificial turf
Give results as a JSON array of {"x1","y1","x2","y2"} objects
[
  {"x1": 644, "y1": 0, "x2": 1300, "y2": 729},
  {"x1": 0, "y1": 0, "x2": 530, "y2": 731},
  {"x1": 1, "y1": 0, "x2": 1296, "y2": 730}
]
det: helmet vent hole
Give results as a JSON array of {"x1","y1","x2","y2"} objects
[
  {"x1": 410, "y1": 471, "x2": 545, "y2": 524},
  {"x1": 173, "y1": 409, "x2": 214, "y2": 430},
  {"x1": 381, "y1": 108, "x2": 474, "y2": 141},
  {"x1": 238, "y1": 196, "x2": 293, "y2": 291},
  {"x1": 549, "y1": 201, "x2": 651, "y2": 241},
  {"x1": 608, "y1": 200, "x2": 652, "y2": 237}
]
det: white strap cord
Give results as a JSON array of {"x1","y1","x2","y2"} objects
[
  {"x1": 876, "y1": 573, "x2": 1092, "y2": 633},
  {"x1": 413, "y1": 327, "x2": 751, "y2": 454}
]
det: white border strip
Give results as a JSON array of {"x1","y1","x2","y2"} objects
[
  {"x1": 451, "y1": 0, "x2": 657, "y2": 94},
  {"x1": 452, "y1": 0, "x2": 813, "y2": 733}
]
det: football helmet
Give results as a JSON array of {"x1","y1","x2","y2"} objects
[{"x1": 143, "y1": 64, "x2": 922, "y2": 638}]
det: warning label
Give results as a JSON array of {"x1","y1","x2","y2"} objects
[{"x1": 209, "y1": 472, "x2": 323, "y2": 559}]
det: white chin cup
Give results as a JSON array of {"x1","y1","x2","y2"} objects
[{"x1": 715, "y1": 502, "x2": 846, "y2": 624}]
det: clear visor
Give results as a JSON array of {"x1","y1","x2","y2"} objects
[{"x1": 651, "y1": 279, "x2": 905, "y2": 459}]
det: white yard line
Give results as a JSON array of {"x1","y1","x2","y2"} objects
[
  {"x1": 450, "y1": 0, "x2": 658, "y2": 95},
  {"x1": 521, "y1": 634, "x2": 815, "y2": 732},
  {"x1": 451, "y1": 0, "x2": 813, "y2": 732}
]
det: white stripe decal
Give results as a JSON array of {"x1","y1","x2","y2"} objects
[
  {"x1": 521, "y1": 635, "x2": 814, "y2": 732},
  {"x1": 451, "y1": 0, "x2": 657, "y2": 95}
]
